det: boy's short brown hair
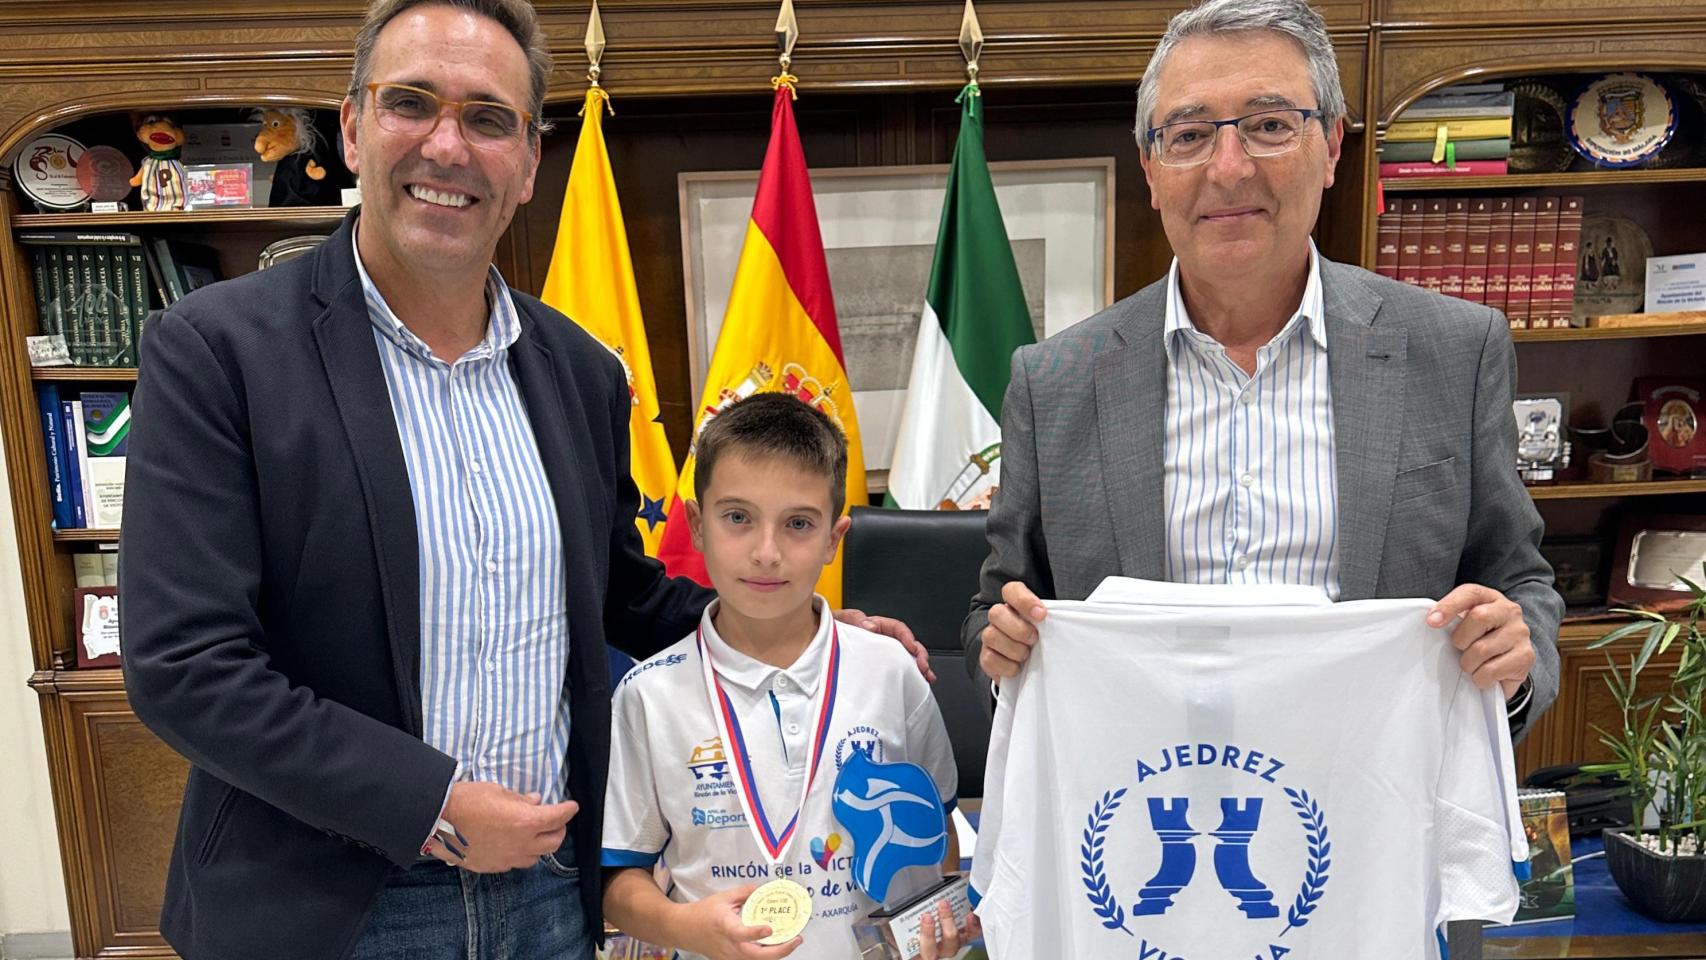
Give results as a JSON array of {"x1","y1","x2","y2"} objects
[{"x1": 693, "y1": 393, "x2": 848, "y2": 516}]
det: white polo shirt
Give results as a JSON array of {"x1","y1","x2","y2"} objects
[
  {"x1": 603, "y1": 598, "x2": 958, "y2": 960},
  {"x1": 970, "y1": 578, "x2": 1527, "y2": 960}
]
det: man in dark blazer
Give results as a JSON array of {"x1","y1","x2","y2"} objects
[
  {"x1": 965, "y1": 0, "x2": 1562, "y2": 736},
  {"x1": 120, "y1": 2, "x2": 919, "y2": 958}
]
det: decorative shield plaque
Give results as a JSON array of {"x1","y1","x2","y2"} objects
[{"x1": 1568, "y1": 73, "x2": 1677, "y2": 168}]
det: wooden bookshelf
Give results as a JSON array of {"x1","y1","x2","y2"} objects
[
  {"x1": 1526, "y1": 479, "x2": 1706, "y2": 500},
  {"x1": 14, "y1": 206, "x2": 350, "y2": 230},
  {"x1": 1513, "y1": 322, "x2": 1706, "y2": 343},
  {"x1": 50, "y1": 529, "x2": 121, "y2": 544},
  {"x1": 1380, "y1": 167, "x2": 1706, "y2": 192},
  {"x1": 26, "y1": 667, "x2": 127, "y2": 694},
  {"x1": 31, "y1": 367, "x2": 138, "y2": 382}
]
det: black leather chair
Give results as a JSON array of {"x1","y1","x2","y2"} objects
[{"x1": 842, "y1": 505, "x2": 993, "y2": 799}]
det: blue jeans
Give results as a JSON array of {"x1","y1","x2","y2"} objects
[{"x1": 351, "y1": 846, "x2": 593, "y2": 960}]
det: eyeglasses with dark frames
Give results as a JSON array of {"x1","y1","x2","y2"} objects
[{"x1": 1145, "y1": 108, "x2": 1326, "y2": 167}]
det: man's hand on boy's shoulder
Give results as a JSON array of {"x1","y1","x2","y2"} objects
[
  {"x1": 834, "y1": 608, "x2": 936, "y2": 683},
  {"x1": 678, "y1": 884, "x2": 804, "y2": 959}
]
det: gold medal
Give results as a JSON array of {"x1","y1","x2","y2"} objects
[{"x1": 741, "y1": 878, "x2": 814, "y2": 945}]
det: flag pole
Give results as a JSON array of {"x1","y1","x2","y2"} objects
[
  {"x1": 583, "y1": 0, "x2": 612, "y2": 115},
  {"x1": 960, "y1": 0, "x2": 984, "y2": 86},
  {"x1": 774, "y1": 0, "x2": 800, "y2": 96}
]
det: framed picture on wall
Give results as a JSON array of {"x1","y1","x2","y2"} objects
[{"x1": 678, "y1": 157, "x2": 1116, "y2": 480}]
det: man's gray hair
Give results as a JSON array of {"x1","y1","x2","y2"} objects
[
  {"x1": 348, "y1": 0, "x2": 555, "y2": 138},
  {"x1": 1135, "y1": 0, "x2": 1344, "y2": 150}
]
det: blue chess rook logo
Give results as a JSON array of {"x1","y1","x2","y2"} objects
[
  {"x1": 1132, "y1": 797, "x2": 1279, "y2": 919},
  {"x1": 1133, "y1": 798, "x2": 1199, "y2": 915},
  {"x1": 831, "y1": 748, "x2": 948, "y2": 903},
  {"x1": 1212, "y1": 798, "x2": 1280, "y2": 918}
]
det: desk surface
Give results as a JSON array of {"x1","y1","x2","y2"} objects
[
  {"x1": 1483, "y1": 838, "x2": 1706, "y2": 959},
  {"x1": 1485, "y1": 934, "x2": 1705, "y2": 959}
]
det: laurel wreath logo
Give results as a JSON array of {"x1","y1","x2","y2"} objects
[
  {"x1": 1281, "y1": 786, "x2": 1331, "y2": 936},
  {"x1": 1080, "y1": 788, "x2": 1133, "y2": 936}
]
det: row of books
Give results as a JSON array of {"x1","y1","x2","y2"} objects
[
  {"x1": 35, "y1": 384, "x2": 128, "y2": 530},
  {"x1": 1375, "y1": 195, "x2": 1584, "y2": 330},
  {"x1": 1380, "y1": 83, "x2": 1514, "y2": 178},
  {"x1": 22, "y1": 230, "x2": 221, "y2": 367},
  {"x1": 73, "y1": 552, "x2": 119, "y2": 587}
]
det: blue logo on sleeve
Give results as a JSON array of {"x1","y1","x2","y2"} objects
[{"x1": 831, "y1": 747, "x2": 949, "y2": 903}]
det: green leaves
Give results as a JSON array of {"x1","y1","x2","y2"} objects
[
  {"x1": 1587, "y1": 618, "x2": 1659, "y2": 650},
  {"x1": 1590, "y1": 597, "x2": 1706, "y2": 850}
]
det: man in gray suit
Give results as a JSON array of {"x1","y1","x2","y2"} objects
[{"x1": 963, "y1": 0, "x2": 1562, "y2": 734}]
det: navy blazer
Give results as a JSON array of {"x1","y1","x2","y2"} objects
[{"x1": 120, "y1": 209, "x2": 711, "y2": 959}]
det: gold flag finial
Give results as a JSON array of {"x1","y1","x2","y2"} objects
[
  {"x1": 585, "y1": 0, "x2": 606, "y2": 87},
  {"x1": 775, "y1": 0, "x2": 799, "y2": 72},
  {"x1": 959, "y1": 0, "x2": 984, "y2": 82}
]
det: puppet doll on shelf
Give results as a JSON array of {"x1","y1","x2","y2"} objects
[
  {"x1": 128, "y1": 114, "x2": 187, "y2": 211},
  {"x1": 253, "y1": 107, "x2": 343, "y2": 207}
]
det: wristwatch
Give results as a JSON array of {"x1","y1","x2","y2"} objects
[{"x1": 1505, "y1": 676, "x2": 1534, "y2": 718}]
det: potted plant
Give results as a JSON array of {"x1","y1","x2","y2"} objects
[{"x1": 1584, "y1": 564, "x2": 1706, "y2": 922}]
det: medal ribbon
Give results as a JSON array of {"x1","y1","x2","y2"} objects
[{"x1": 697, "y1": 620, "x2": 841, "y2": 866}]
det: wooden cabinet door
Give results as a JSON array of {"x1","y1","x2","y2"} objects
[
  {"x1": 56, "y1": 684, "x2": 186, "y2": 958},
  {"x1": 1516, "y1": 625, "x2": 1685, "y2": 779}
]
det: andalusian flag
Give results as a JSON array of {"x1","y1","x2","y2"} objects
[
  {"x1": 656, "y1": 85, "x2": 866, "y2": 606},
  {"x1": 886, "y1": 85, "x2": 1033, "y2": 509},
  {"x1": 541, "y1": 87, "x2": 676, "y2": 555}
]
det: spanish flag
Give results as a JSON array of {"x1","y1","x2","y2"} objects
[
  {"x1": 656, "y1": 85, "x2": 866, "y2": 606},
  {"x1": 541, "y1": 88, "x2": 677, "y2": 556}
]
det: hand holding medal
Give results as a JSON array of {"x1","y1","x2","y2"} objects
[
  {"x1": 741, "y1": 878, "x2": 813, "y2": 944},
  {"x1": 678, "y1": 883, "x2": 804, "y2": 959}
]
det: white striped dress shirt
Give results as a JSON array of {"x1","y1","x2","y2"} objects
[
  {"x1": 355, "y1": 243, "x2": 573, "y2": 803},
  {"x1": 1162, "y1": 245, "x2": 1341, "y2": 599}
]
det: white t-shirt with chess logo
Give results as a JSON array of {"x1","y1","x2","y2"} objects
[
  {"x1": 969, "y1": 579, "x2": 1527, "y2": 960},
  {"x1": 603, "y1": 598, "x2": 958, "y2": 960}
]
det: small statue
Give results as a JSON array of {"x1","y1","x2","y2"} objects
[
  {"x1": 128, "y1": 115, "x2": 187, "y2": 211},
  {"x1": 253, "y1": 107, "x2": 339, "y2": 207}
]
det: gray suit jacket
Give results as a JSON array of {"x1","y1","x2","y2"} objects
[{"x1": 962, "y1": 257, "x2": 1563, "y2": 733}]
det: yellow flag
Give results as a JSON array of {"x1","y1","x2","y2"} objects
[{"x1": 541, "y1": 88, "x2": 677, "y2": 555}]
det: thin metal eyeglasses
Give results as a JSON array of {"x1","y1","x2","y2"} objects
[
  {"x1": 365, "y1": 82, "x2": 534, "y2": 152},
  {"x1": 1145, "y1": 107, "x2": 1326, "y2": 167}
]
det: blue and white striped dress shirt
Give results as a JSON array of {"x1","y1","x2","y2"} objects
[
  {"x1": 1162, "y1": 244, "x2": 1341, "y2": 599},
  {"x1": 354, "y1": 244, "x2": 573, "y2": 803}
]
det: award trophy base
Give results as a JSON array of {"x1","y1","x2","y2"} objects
[{"x1": 852, "y1": 875, "x2": 973, "y2": 960}]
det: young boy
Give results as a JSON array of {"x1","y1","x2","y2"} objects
[{"x1": 602, "y1": 393, "x2": 968, "y2": 959}]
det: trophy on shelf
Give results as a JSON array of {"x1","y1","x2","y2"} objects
[
  {"x1": 833, "y1": 748, "x2": 972, "y2": 960},
  {"x1": 1586, "y1": 402, "x2": 1654, "y2": 483},
  {"x1": 1514, "y1": 394, "x2": 1571, "y2": 484}
]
